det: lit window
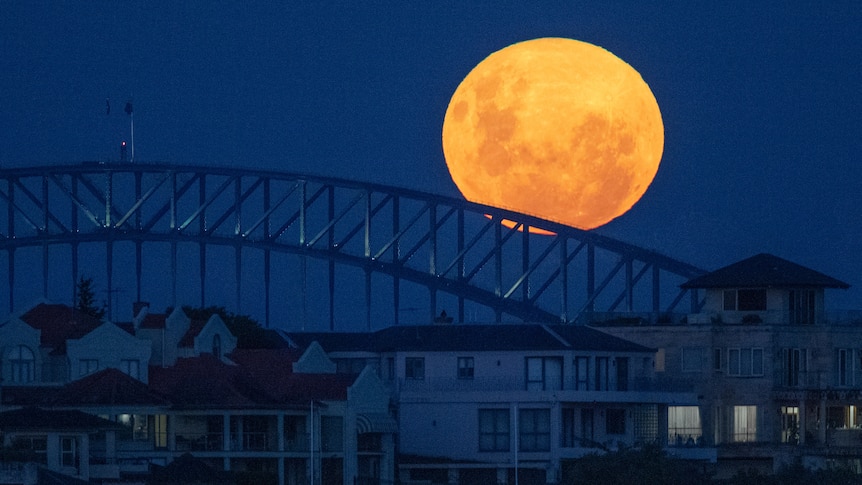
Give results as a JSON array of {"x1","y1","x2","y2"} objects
[
  {"x1": 405, "y1": 357, "x2": 424, "y2": 380},
  {"x1": 457, "y1": 357, "x2": 474, "y2": 379},
  {"x1": 479, "y1": 409, "x2": 509, "y2": 451},
  {"x1": 519, "y1": 409, "x2": 550, "y2": 451},
  {"x1": 733, "y1": 406, "x2": 757, "y2": 442},
  {"x1": 668, "y1": 406, "x2": 701, "y2": 446},
  {"x1": 780, "y1": 406, "x2": 799, "y2": 443}
]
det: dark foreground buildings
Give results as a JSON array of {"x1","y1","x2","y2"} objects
[{"x1": 0, "y1": 253, "x2": 860, "y2": 484}]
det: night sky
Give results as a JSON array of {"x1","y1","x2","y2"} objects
[{"x1": 2, "y1": 3, "x2": 861, "y2": 311}]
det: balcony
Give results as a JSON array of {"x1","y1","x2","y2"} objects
[
  {"x1": 396, "y1": 376, "x2": 697, "y2": 404},
  {"x1": 175, "y1": 432, "x2": 223, "y2": 452}
]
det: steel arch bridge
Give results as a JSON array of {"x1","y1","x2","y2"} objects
[{"x1": 0, "y1": 162, "x2": 705, "y2": 330}]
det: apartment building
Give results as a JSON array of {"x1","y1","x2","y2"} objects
[
  {"x1": 286, "y1": 324, "x2": 706, "y2": 484},
  {"x1": 596, "y1": 253, "x2": 861, "y2": 477}
]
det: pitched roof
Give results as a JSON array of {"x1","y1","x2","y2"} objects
[
  {"x1": 0, "y1": 407, "x2": 122, "y2": 431},
  {"x1": 178, "y1": 319, "x2": 208, "y2": 347},
  {"x1": 288, "y1": 323, "x2": 652, "y2": 354},
  {"x1": 50, "y1": 368, "x2": 170, "y2": 407},
  {"x1": 548, "y1": 325, "x2": 655, "y2": 352},
  {"x1": 149, "y1": 354, "x2": 276, "y2": 409},
  {"x1": 138, "y1": 312, "x2": 167, "y2": 329},
  {"x1": 20, "y1": 303, "x2": 103, "y2": 354},
  {"x1": 681, "y1": 253, "x2": 850, "y2": 289},
  {"x1": 230, "y1": 348, "x2": 353, "y2": 402},
  {"x1": 372, "y1": 324, "x2": 568, "y2": 352}
]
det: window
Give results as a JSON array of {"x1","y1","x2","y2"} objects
[
  {"x1": 458, "y1": 357, "x2": 474, "y2": 379},
  {"x1": 8, "y1": 345, "x2": 35, "y2": 383},
  {"x1": 154, "y1": 415, "x2": 168, "y2": 448},
  {"x1": 595, "y1": 357, "x2": 609, "y2": 390},
  {"x1": 321, "y1": 416, "x2": 344, "y2": 452},
  {"x1": 60, "y1": 436, "x2": 78, "y2": 469},
  {"x1": 519, "y1": 409, "x2": 550, "y2": 452},
  {"x1": 713, "y1": 348, "x2": 723, "y2": 372},
  {"x1": 727, "y1": 348, "x2": 763, "y2": 376},
  {"x1": 789, "y1": 290, "x2": 816, "y2": 324},
  {"x1": 606, "y1": 408, "x2": 626, "y2": 435},
  {"x1": 121, "y1": 359, "x2": 140, "y2": 379},
  {"x1": 781, "y1": 348, "x2": 807, "y2": 387},
  {"x1": 335, "y1": 358, "x2": 367, "y2": 375},
  {"x1": 681, "y1": 348, "x2": 702, "y2": 372},
  {"x1": 405, "y1": 357, "x2": 424, "y2": 380},
  {"x1": 655, "y1": 349, "x2": 665, "y2": 372},
  {"x1": 780, "y1": 406, "x2": 799, "y2": 444},
  {"x1": 723, "y1": 289, "x2": 767, "y2": 311},
  {"x1": 668, "y1": 406, "x2": 701, "y2": 446},
  {"x1": 212, "y1": 334, "x2": 221, "y2": 359},
  {"x1": 616, "y1": 357, "x2": 629, "y2": 391},
  {"x1": 581, "y1": 409, "x2": 594, "y2": 445},
  {"x1": 525, "y1": 357, "x2": 562, "y2": 391},
  {"x1": 575, "y1": 356, "x2": 590, "y2": 390},
  {"x1": 561, "y1": 408, "x2": 576, "y2": 448},
  {"x1": 13, "y1": 436, "x2": 47, "y2": 464},
  {"x1": 733, "y1": 406, "x2": 757, "y2": 442},
  {"x1": 478, "y1": 409, "x2": 509, "y2": 451},
  {"x1": 79, "y1": 359, "x2": 99, "y2": 377},
  {"x1": 837, "y1": 349, "x2": 853, "y2": 387}
]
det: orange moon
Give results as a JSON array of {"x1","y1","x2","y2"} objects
[{"x1": 442, "y1": 37, "x2": 664, "y2": 230}]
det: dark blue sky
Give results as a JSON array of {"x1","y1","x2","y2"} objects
[{"x1": 2, "y1": 2, "x2": 861, "y2": 310}]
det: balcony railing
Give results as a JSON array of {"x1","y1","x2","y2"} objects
[
  {"x1": 175, "y1": 432, "x2": 223, "y2": 452},
  {"x1": 397, "y1": 376, "x2": 694, "y2": 394}
]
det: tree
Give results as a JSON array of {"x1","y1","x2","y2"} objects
[
  {"x1": 181, "y1": 306, "x2": 286, "y2": 349},
  {"x1": 75, "y1": 276, "x2": 106, "y2": 321},
  {"x1": 562, "y1": 444, "x2": 712, "y2": 485}
]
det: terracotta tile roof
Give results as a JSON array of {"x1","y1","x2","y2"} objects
[
  {"x1": 139, "y1": 312, "x2": 167, "y2": 329},
  {"x1": 1, "y1": 386, "x2": 64, "y2": 407},
  {"x1": 178, "y1": 319, "x2": 208, "y2": 347},
  {"x1": 149, "y1": 354, "x2": 276, "y2": 409},
  {"x1": 20, "y1": 303, "x2": 102, "y2": 354},
  {"x1": 50, "y1": 368, "x2": 170, "y2": 407},
  {"x1": 230, "y1": 348, "x2": 352, "y2": 402},
  {"x1": 681, "y1": 253, "x2": 850, "y2": 289}
]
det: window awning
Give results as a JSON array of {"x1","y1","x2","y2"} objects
[{"x1": 356, "y1": 413, "x2": 398, "y2": 434}]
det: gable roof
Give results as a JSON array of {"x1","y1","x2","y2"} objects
[
  {"x1": 50, "y1": 368, "x2": 170, "y2": 407},
  {"x1": 681, "y1": 253, "x2": 850, "y2": 289}
]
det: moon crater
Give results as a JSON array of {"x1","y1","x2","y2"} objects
[{"x1": 442, "y1": 37, "x2": 664, "y2": 230}]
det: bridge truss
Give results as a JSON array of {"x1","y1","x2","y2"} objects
[{"x1": 0, "y1": 163, "x2": 705, "y2": 330}]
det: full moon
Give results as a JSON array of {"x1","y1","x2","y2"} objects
[{"x1": 442, "y1": 37, "x2": 664, "y2": 230}]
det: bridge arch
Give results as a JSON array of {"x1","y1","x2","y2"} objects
[{"x1": 0, "y1": 162, "x2": 704, "y2": 329}]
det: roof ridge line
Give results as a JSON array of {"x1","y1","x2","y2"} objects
[{"x1": 540, "y1": 324, "x2": 571, "y2": 348}]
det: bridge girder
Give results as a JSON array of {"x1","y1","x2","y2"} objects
[{"x1": 0, "y1": 162, "x2": 705, "y2": 329}]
